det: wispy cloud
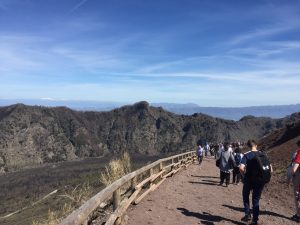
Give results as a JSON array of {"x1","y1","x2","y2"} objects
[
  {"x1": 0, "y1": 34, "x2": 51, "y2": 72},
  {"x1": 51, "y1": 47, "x2": 128, "y2": 72},
  {"x1": 69, "y1": 0, "x2": 89, "y2": 13},
  {"x1": 1, "y1": 1, "x2": 300, "y2": 106},
  {"x1": 229, "y1": 22, "x2": 300, "y2": 45},
  {"x1": 40, "y1": 97, "x2": 56, "y2": 101}
]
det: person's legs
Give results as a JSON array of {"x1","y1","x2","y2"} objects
[
  {"x1": 252, "y1": 183, "x2": 264, "y2": 222},
  {"x1": 220, "y1": 171, "x2": 225, "y2": 185},
  {"x1": 225, "y1": 172, "x2": 230, "y2": 186},
  {"x1": 232, "y1": 169, "x2": 236, "y2": 183},
  {"x1": 199, "y1": 156, "x2": 203, "y2": 164},
  {"x1": 292, "y1": 174, "x2": 300, "y2": 218},
  {"x1": 236, "y1": 172, "x2": 241, "y2": 184},
  {"x1": 242, "y1": 182, "x2": 252, "y2": 219}
]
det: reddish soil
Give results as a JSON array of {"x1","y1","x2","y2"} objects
[{"x1": 125, "y1": 157, "x2": 297, "y2": 225}]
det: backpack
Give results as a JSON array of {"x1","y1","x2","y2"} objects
[
  {"x1": 246, "y1": 151, "x2": 271, "y2": 185},
  {"x1": 234, "y1": 153, "x2": 242, "y2": 166},
  {"x1": 216, "y1": 152, "x2": 222, "y2": 167}
]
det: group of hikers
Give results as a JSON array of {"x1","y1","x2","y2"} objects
[{"x1": 196, "y1": 139, "x2": 300, "y2": 225}]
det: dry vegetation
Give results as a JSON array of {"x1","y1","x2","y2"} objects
[
  {"x1": 31, "y1": 153, "x2": 132, "y2": 225},
  {"x1": 31, "y1": 183, "x2": 92, "y2": 225},
  {"x1": 100, "y1": 152, "x2": 132, "y2": 186}
]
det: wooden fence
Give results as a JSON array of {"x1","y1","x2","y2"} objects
[{"x1": 59, "y1": 151, "x2": 196, "y2": 225}]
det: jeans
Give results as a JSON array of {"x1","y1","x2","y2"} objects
[
  {"x1": 233, "y1": 167, "x2": 241, "y2": 183},
  {"x1": 242, "y1": 181, "x2": 264, "y2": 222},
  {"x1": 197, "y1": 155, "x2": 203, "y2": 164},
  {"x1": 292, "y1": 172, "x2": 300, "y2": 216},
  {"x1": 220, "y1": 171, "x2": 230, "y2": 186}
]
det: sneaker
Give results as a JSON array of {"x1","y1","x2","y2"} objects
[
  {"x1": 241, "y1": 214, "x2": 252, "y2": 222},
  {"x1": 291, "y1": 214, "x2": 300, "y2": 222}
]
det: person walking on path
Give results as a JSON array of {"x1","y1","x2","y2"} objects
[
  {"x1": 197, "y1": 145, "x2": 204, "y2": 165},
  {"x1": 291, "y1": 140, "x2": 300, "y2": 222},
  {"x1": 217, "y1": 143, "x2": 236, "y2": 187},
  {"x1": 239, "y1": 139, "x2": 272, "y2": 225},
  {"x1": 204, "y1": 143, "x2": 210, "y2": 157},
  {"x1": 232, "y1": 147, "x2": 243, "y2": 185}
]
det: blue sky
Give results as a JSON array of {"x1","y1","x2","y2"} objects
[{"x1": 0, "y1": 0, "x2": 300, "y2": 106}]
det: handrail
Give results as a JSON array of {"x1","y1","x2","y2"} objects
[{"x1": 60, "y1": 150, "x2": 195, "y2": 225}]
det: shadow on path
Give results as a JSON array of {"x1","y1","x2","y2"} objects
[
  {"x1": 191, "y1": 175, "x2": 219, "y2": 179},
  {"x1": 178, "y1": 207, "x2": 245, "y2": 225},
  {"x1": 223, "y1": 204, "x2": 292, "y2": 221},
  {"x1": 189, "y1": 181, "x2": 219, "y2": 186},
  {"x1": 201, "y1": 179, "x2": 220, "y2": 184}
]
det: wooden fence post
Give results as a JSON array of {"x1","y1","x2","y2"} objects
[
  {"x1": 113, "y1": 189, "x2": 121, "y2": 225},
  {"x1": 171, "y1": 158, "x2": 174, "y2": 171},
  {"x1": 149, "y1": 168, "x2": 153, "y2": 188},
  {"x1": 159, "y1": 162, "x2": 163, "y2": 177},
  {"x1": 131, "y1": 177, "x2": 137, "y2": 193}
]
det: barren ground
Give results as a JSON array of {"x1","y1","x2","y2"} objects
[
  {"x1": 0, "y1": 155, "x2": 159, "y2": 225},
  {"x1": 126, "y1": 157, "x2": 296, "y2": 225}
]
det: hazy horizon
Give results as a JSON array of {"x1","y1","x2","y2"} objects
[{"x1": 0, "y1": 98, "x2": 299, "y2": 108}]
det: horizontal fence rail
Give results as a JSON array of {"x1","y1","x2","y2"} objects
[{"x1": 59, "y1": 151, "x2": 196, "y2": 225}]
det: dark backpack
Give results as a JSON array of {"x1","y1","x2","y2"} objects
[{"x1": 246, "y1": 151, "x2": 271, "y2": 185}]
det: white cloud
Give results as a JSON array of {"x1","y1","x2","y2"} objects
[
  {"x1": 40, "y1": 97, "x2": 56, "y2": 101},
  {"x1": 69, "y1": 0, "x2": 89, "y2": 13},
  {"x1": 229, "y1": 21, "x2": 300, "y2": 46},
  {"x1": 52, "y1": 47, "x2": 126, "y2": 72}
]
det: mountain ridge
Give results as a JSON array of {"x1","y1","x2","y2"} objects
[
  {"x1": 0, "y1": 101, "x2": 300, "y2": 174},
  {"x1": 1, "y1": 99, "x2": 300, "y2": 120}
]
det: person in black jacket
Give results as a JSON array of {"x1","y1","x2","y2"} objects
[{"x1": 239, "y1": 139, "x2": 272, "y2": 225}]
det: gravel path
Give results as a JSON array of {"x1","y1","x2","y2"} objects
[{"x1": 125, "y1": 157, "x2": 296, "y2": 225}]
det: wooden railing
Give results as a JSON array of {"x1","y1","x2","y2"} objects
[{"x1": 59, "y1": 151, "x2": 196, "y2": 225}]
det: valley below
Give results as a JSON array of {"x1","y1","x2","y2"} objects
[{"x1": 0, "y1": 154, "x2": 160, "y2": 225}]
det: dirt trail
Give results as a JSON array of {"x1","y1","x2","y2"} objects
[{"x1": 126, "y1": 157, "x2": 296, "y2": 225}]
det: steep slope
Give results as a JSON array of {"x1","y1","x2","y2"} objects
[
  {"x1": 259, "y1": 114, "x2": 300, "y2": 169},
  {"x1": 0, "y1": 102, "x2": 299, "y2": 173},
  {"x1": 255, "y1": 114, "x2": 300, "y2": 212}
]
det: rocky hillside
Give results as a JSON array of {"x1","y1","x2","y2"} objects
[
  {"x1": 255, "y1": 113, "x2": 300, "y2": 211},
  {"x1": 0, "y1": 101, "x2": 299, "y2": 173},
  {"x1": 259, "y1": 116, "x2": 300, "y2": 169}
]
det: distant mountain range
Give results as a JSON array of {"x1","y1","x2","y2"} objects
[
  {"x1": 0, "y1": 99, "x2": 300, "y2": 120},
  {"x1": 152, "y1": 103, "x2": 300, "y2": 120}
]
